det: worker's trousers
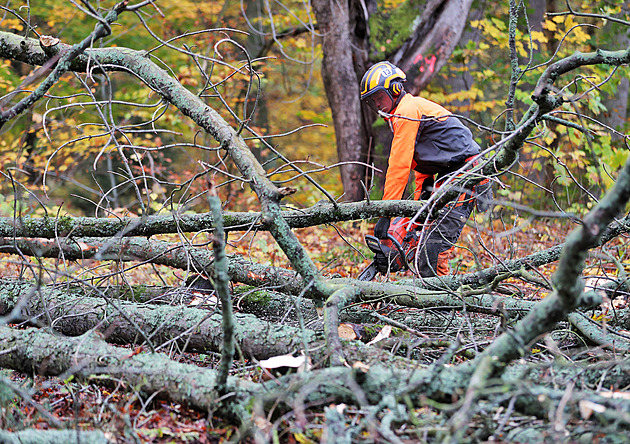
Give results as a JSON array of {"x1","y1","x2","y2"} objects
[{"x1": 415, "y1": 196, "x2": 475, "y2": 278}]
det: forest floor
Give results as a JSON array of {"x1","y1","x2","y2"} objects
[{"x1": 1, "y1": 215, "x2": 621, "y2": 443}]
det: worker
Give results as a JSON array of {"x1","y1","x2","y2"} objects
[{"x1": 360, "y1": 61, "x2": 484, "y2": 277}]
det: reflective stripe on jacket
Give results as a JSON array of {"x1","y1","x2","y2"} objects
[{"x1": 382, "y1": 93, "x2": 480, "y2": 201}]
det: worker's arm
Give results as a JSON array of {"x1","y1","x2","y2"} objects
[{"x1": 382, "y1": 115, "x2": 420, "y2": 201}]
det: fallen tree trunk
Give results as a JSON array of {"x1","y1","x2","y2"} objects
[
  {"x1": 0, "y1": 325, "x2": 254, "y2": 419},
  {"x1": 0, "y1": 279, "x2": 318, "y2": 360},
  {"x1": 0, "y1": 200, "x2": 428, "y2": 238},
  {"x1": 567, "y1": 311, "x2": 630, "y2": 352},
  {"x1": 0, "y1": 429, "x2": 111, "y2": 444},
  {"x1": 3, "y1": 325, "x2": 630, "y2": 439}
]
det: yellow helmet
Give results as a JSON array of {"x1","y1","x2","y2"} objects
[
  {"x1": 360, "y1": 62, "x2": 406, "y2": 100},
  {"x1": 360, "y1": 62, "x2": 406, "y2": 113}
]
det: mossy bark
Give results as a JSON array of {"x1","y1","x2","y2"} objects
[
  {"x1": 0, "y1": 429, "x2": 111, "y2": 444},
  {"x1": 0, "y1": 279, "x2": 319, "y2": 360},
  {"x1": 0, "y1": 199, "x2": 431, "y2": 238},
  {"x1": 233, "y1": 285, "x2": 320, "y2": 328},
  {"x1": 0, "y1": 325, "x2": 254, "y2": 418}
]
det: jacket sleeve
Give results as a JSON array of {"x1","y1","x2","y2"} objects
[{"x1": 382, "y1": 116, "x2": 420, "y2": 201}]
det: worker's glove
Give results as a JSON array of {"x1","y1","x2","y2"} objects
[{"x1": 374, "y1": 217, "x2": 391, "y2": 239}]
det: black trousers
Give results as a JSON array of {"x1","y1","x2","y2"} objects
[{"x1": 415, "y1": 196, "x2": 475, "y2": 277}]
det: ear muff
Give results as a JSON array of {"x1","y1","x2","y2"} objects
[{"x1": 390, "y1": 81, "x2": 403, "y2": 97}]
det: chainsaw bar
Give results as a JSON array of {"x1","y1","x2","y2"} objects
[{"x1": 356, "y1": 261, "x2": 378, "y2": 281}]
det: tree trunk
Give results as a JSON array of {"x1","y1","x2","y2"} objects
[
  {"x1": 312, "y1": 0, "x2": 369, "y2": 201},
  {"x1": 392, "y1": 0, "x2": 475, "y2": 94}
]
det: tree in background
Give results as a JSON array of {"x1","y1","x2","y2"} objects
[
  {"x1": 433, "y1": 0, "x2": 630, "y2": 213},
  {"x1": 309, "y1": 0, "x2": 475, "y2": 200}
]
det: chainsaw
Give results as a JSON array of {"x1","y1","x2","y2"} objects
[{"x1": 356, "y1": 217, "x2": 420, "y2": 281}]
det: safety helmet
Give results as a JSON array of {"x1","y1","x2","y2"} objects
[{"x1": 360, "y1": 62, "x2": 406, "y2": 113}]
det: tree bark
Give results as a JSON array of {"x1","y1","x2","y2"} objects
[
  {"x1": 392, "y1": 0, "x2": 474, "y2": 94},
  {"x1": 0, "y1": 279, "x2": 319, "y2": 360},
  {"x1": 0, "y1": 325, "x2": 254, "y2": 419},
  {"x1": 0, "y1": 429, "x2": 111, "y2": 444},
  {"x1": 312, "y1": 0, "x2": 368, "y2": 201},
  {"x1": 0, "y1": 199, "x2": 430, "y2": 238}
]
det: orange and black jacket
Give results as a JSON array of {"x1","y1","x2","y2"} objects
[{"x1": 383, "y1": 93, "x2": 480, "y2": 201}]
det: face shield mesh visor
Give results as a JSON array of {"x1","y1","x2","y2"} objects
[{"x1": 362, "y1": 90, "x2": 396, "y2": 114}]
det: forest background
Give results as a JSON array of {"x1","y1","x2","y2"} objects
[
  {"x1": 1, "y1": 0, "x2": 630, "y2": 443},
  {"x1": 2, "y1": 0, "x2": 626, "y2": 218}
]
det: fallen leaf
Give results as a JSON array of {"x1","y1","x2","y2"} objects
[
  {"x1": 259, "y1": 354, "x2": 305, "y2": 369},
  {"x1": 188, "y1": 295, "x2": 218, "y2": 306},
  {"x1": 352, "y1": 361, "x2": 369, "y2": 372},
  {"x1": 367, "y1": 325, "x2": 392, "y2": 345},
  {"x1": 40, "y1": 35, "x2": 60, "y2": 47}
]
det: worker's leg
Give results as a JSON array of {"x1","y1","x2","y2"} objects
[{"x1": 416, "y1": 198, "x2": 474, "y2": 277}]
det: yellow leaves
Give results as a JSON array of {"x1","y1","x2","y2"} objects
[
  {"x1": 0, "y1": 61, "x2": 14, "y2": 90},
  {"x1": 432, "y1": 87, "x2": 485, "y2": 108},
  {"x1": 161, "y1": 0, "x2": 223, "y2": 20},
  {"x1": 530, "y1": 31, "x2": 547, "y2": 44},
  {"x1": 57, "y1": 156, "x2": 76, "y2": 173},
  {"x1": 472, "y1": 18, "x2": 506, "y2": 42},
  {"x1": 381, "y1": 0, "x2": 407, "y2": 9},
  {"x1": 542, "y1": 129, "x2": 557, "y2": 147},
  {"x1": 177, "y1": 66, "x2": 199, "y2": 87},
  {"x1": 297, "y1": 109, "x2": 328, "y2": 124},
  {"x1": 294, "y1": 432, "x2": 319, "y2": 444},
  {"x1": 551, "y1": 15, "x2": 565, "y2": 25},
  {"x1": 544, "y1": 15, "x2": 591, "y2": 49},
  {"x1": 470, "y1": 100, "x2": 498, "y2": 113},
  {"x1": 470, "y1": 17, "x2": 539, "y2": 58},
  {"x1": 544, "y1": 19, "x2": 557, "y2": 32},
  {"x1": 1, "y1": 18, "x2": 23, "y2": 31}
]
